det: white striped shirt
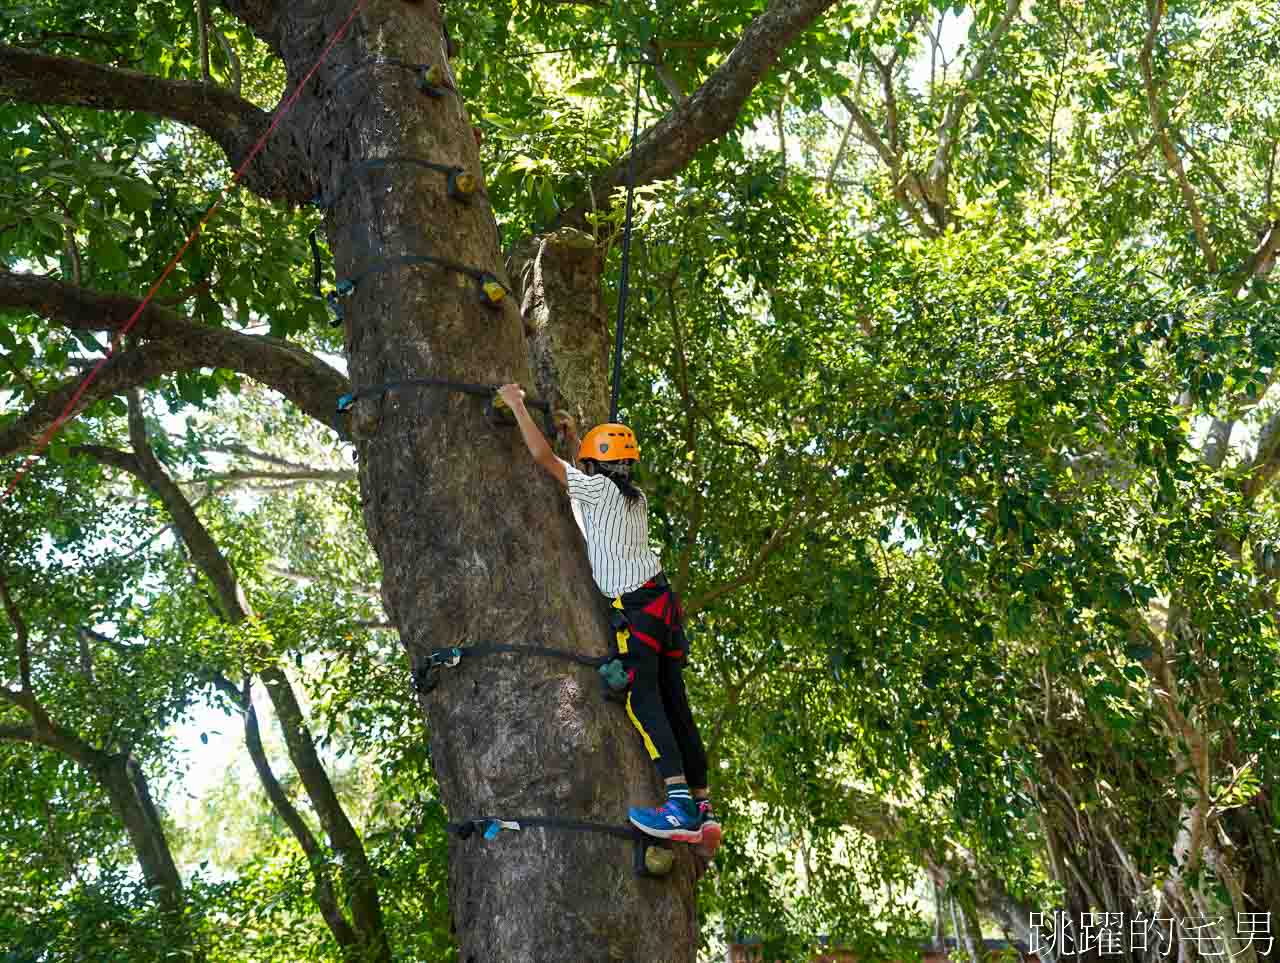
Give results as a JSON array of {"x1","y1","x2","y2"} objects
[{"x1": 561, "y1": 459, "x2": 661, "y2": 597}]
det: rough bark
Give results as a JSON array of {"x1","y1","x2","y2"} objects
[
  {"x1": 300, "y1": 2, "x2": 700, "y2": 958},
  {"x1": 3, "y1": 0, "x2": 851, "y2": 954},
  {"x1": 0, "y1": 46, "x2": 308, "y2": 201}
]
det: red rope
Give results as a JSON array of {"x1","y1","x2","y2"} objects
[{"x1": 3, "y1": 0, "x2": 374, "y2": 499}]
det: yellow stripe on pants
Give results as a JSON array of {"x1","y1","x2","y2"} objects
[
  {"x1": 625, "y1": 691, "x2": 659, "y2": 760},
  {"x1": 612, "y1": 596, "x2": 629, "y2": 654}
]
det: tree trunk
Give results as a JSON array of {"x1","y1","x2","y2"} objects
[
  {"x1": 96, "y1": 752, "x2": 184, "y2": 911},
  {"x1": 299, "y1": 3, "x2": 698, "y2": 959},
  {"x1": 513, "y1": 228, "x2": 611, "y2": 426}
]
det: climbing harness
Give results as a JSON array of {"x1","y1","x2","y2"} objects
[
  {"x1": 313, "y1": 155, "x2": 480, "y2": 209},
  {"x1": 335, "y1": 377, "x2": 555, "y2": 442},
  {"x1": 336, "y1": 254, "x2": 508, "y2": 308},
  {"x1": 448, "y1": 816, "x2": 676, "y2": 878},
  {"x1": 608, "y1": 59, "x2": 643, "y2": 423}
]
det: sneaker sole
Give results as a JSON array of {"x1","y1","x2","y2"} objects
[
  {"x1": 628, "y1": 815, "x2": 703, "y2": 843},
  {"x1": 695, "y1": 822, "x2": 721, "y2": 860}
]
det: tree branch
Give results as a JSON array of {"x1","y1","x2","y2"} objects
[
  {"x1": 1228, "y1": 220, "x2": 1280, "y2": 297},
  {"x1": 0, "y1": 273, "x2": 347, "y2": 456},
  {"x1": 198, "y1": 441, "x2": 319, "y2": 470},
  {"x1": 1243, "y1": 409, "x2": 1280, "y2": 501},
  {"x1": 646, "y1": 42, "x2": 688, "y2": 104},
  {"x1": 1138, "y1": 0, "x2": 1218, "y2": 274},
  {"x1": 838, "y1": 91, "x2": 938, "y2": 236},
  {"x1": 0, "y1": 46, "x2": 306, "y2": 200},
  {"x1": 837, "y1": 92, "x2": 898, "y2": 171},
  {"x1": 685, "y1": 505, "x2": 806, "y2": 615},
  {"x1": 0, "y1": 696, "x2": 105, "y2": 768},
  {"x1": 560, "y1": 0, "x2": 841, "y2": 226},
  {"x1": 259, "y1": 664, "x2": 389, "y2": 954},
  {"x1": 0, "y1": 268, "x2": 194, "y2": 338},
  {"x1": 1201, "y1": 417, "x2": 1233, "y2": 469},
  {"x1": 0, "y1": 571, "x2": 33, "y2": 693},
  {"x1": 90, "y1": 397, "x2": 248, "y2": 624},
  {"x1": 217, "y1": 0, "x2": 285, "y2": 51},
  {"x1": 926, "y1": 0, "x2": 1021, "y2": 195},
  {"x1": 0, "y1": 723, "x2": 38, "y2": 743},
  {"x1": 228, "y1": 672, "x2": 361, "y2": 951},
  {"x1": 104, "y1": 427, "x2": 389, "y2": 956},
  {"x1": 825, "y1": 98, "x2": 858, "y2": 193},
  {"x1": 192, "y1": 467, "x2": 356, "y2": 486}
]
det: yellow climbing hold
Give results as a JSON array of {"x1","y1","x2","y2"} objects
[
  {"x1": 481, "y1": 280, "x2": 506, "y2": 306},
  {"x1": 644, "y1": 845, "x2": 675, "y2": 876}
]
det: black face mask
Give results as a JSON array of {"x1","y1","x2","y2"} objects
[{"x1": 597, "y1": 463, "x2": 632, "y2": 482}]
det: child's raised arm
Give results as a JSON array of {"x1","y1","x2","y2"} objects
[{"x1": 497, "y1": 383, "x2": 567, "y2": 487}]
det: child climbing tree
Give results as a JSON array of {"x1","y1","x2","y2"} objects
[{"x1": 0, "y1": 0, "x2": 845, "y2": 957}]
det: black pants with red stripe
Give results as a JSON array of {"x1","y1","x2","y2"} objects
[{"x1": 617, "y1": 576, "x2": 708, "y2": 788}]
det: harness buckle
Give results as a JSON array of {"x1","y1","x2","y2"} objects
[
  {"x1": 413, "y1": 647, "x2": 463, "y2": 693},
  {"x1": 430, "y1": 647, "x2": 463, "y2": 668},
  {"x1": 482, "y1": 819, "x2": 521, "y2": 840}
]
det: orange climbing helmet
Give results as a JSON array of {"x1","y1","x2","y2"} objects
[{"x1": 578, "y1": 423, "x2": 639, "y2": 463}]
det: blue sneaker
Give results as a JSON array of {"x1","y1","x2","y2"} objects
[{"x1": 628, "y1": 798, "x2": 703, "y2": 843}]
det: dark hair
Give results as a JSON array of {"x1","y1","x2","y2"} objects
[{"x1": 585, "y1": 460, "x2": 643, "y2": 505}]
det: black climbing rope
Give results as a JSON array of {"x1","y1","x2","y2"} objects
[
  {"x1": 309, "y1": 229, "x2": 345, "y2": 325},
  {"x1": 608, "y1": 59, "x2": 643, "y2": 423},
  {"x1": 313, "y1": 155, "x2": 479, "y2": 209}
]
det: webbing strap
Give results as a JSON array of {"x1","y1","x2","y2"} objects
[
  {"x1": 308, "y1": 229, "x2": 345, "y2": 324},
  {"x1": 447, "y1": 815, "x2": 677, "y2": 877},
  {"x1": 416, "y1": 643, "x2": 609, "y2": 692},
  {"x1": 336, "y1": 254, "x2": 507, "y2": 306},
  {"x1": 334, "y1": 378, "x2": 554, "y2": 442},
  {"x1": 448, "y1": 817, "x2": 636, "y2": 842},
  {"x1": 313, "y1": 155, "x2": 477, "y2": 209},
  {"x1": 340, "y1": 378, "x2": 550, "y2": 414}
]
